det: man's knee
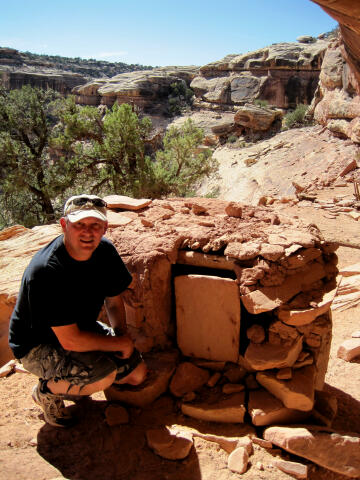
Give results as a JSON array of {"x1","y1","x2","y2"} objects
[{"x1": 124, "y1": 361, "x2": 147, "y2": 386}]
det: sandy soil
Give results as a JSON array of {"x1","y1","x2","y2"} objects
[{"x1": 1, "y1": 188, "x2": 360, "y2": 480}]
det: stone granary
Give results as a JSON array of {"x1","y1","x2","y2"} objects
[{"x1": 0, "y1": 196, "x2": 339, "y2": 427}]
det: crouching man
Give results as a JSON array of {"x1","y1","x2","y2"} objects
[{"x1": 8, "y1": 194, "x2": 147, "y2": 427}]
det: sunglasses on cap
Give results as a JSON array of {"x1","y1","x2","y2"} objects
[{"x1": 69, "y1": 197, "x2": 107, "y2": 208}]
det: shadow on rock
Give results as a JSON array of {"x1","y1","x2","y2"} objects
[{"x1": 323, "y1": 383, "x2": 360, "y2": 434}]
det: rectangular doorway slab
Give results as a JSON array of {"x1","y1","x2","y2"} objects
[{"x1": 175, "y1": 274, "x2": 240, "y2": 362}]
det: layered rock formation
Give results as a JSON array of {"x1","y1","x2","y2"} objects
[
  {"x1": 72, "y1": 66, "x2": 199, "y2": 113},
  {"x1": 190, "y1": 40, "x2": 328, "y2": 111},
  {"x1": 0, "y1": 197, "x2": 339, "y2": 426},
  {"x1": 0, "y1": 48, "x2": 88, "y2": 94}
]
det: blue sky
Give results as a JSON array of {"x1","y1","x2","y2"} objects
[{"x1": 1, "y1": 0, "x2": 337, "y2": 67}]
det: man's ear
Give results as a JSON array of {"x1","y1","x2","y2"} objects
[
  {"x1": 103, "y1": 221, "x2": 109, "y2": 234},
  {"x1": 60, "y1": 217, "x2": 67, "y2": 232}
]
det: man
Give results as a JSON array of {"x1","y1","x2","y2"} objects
[{"x1": 8, "y1": 194, "x2": 147, "y2": 427}]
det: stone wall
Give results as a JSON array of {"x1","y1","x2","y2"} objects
[{"x1": 0, "y1": 198, "x2": 339, "y2": 426}]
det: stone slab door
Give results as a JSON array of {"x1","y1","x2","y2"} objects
[{"x1": 175, "y1": 274, "x2": 241, "y2": 363}]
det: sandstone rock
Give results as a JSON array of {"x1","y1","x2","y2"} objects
[
  {"x1": 256, "y1": 366, "x2": 316, "y2": 411},
  {"x1": 276, "y1": 367, "x2": 292, "y2": 380},
  {"x1": 175, "y1": 275, "x2": 240, "y2": 362},
  {"x1": 259, "y1": 244, "x2": 285, "y2": 261},
  {"x1": 207, "y1": 372, "x2": 221, "y2": 387},
  {"x1": 146, "y1": 427, "x2": 193, "y2": 460},
  {"x1": 234, "y1": 104, "x2": 282, "y2": 131},
  {"x1": 191, "y1": 431, "x2": 254, "y2": 454},
  {"x1": 225, "y1": 202, "x2": 242, "y2": 218},
  {"x1": 193, "y1": 359, "x2": 226, "y2": 371},
  {"x1": 0, "y1": 359, "x2": 16, "y2": 378},
  {"x1": 274, "y1": 459, "x2": 308, "y2": 479},
  {"x1": 245, "y1": 374, "x2": 260, "y2": 390},
  {"x1": 244, "y1": 334, "x2": 303, "y2": 371},
  {"x1": 104, "y1": 351, "x2": 177, "y2": 407},
  {"x1": 227, "y1": 446, "x2": 249, "y2": 474},
  {"x1": 103, "y1": 195, "x2": 152, "y2": 210},
  {"x1": 246, "y1": 324, "x2": 265, "y2": 344},
  {"x1": 181, "y1": 392, "x2": 246, "y2": 423},
  {"x1": 169, "y1": 362, "x2": 210, "y2": 397},
  {"x1": 222, "y1": 383, "x2": 245, "y2": 394},
  {"x1": 223, "y1": 365, "x2": 247, "y2": 383},
  {"x1": 352, "y1": 330, "x2": 360, "y2": 338},
  {"x1": 278, "y1": 284, "x2": 338, "y2": 326},
  {"x1": 106, "y1": 211, "x2": 134, "y2": 227},
  {"x1": 337, "y1": 338, "x2": 360, "y2": 361},
  {"x1": 264, "y1": 426, "x2": 360, "y2": 478},
  {"x1": 248, "y1": 389, "x2": 309, "y2": 426},
  {"x1": 297, "y1": 35, "x2": 316, "y2": 44},
  {"x1": 105, "y1": 404, "x2": 129, "y2": 426},
  {"x1": 252, "y1": 437, "x2": 273, "y2": 449},
  {"x1": 224, "y1": 242, "x2": 260, "y2": 260}
]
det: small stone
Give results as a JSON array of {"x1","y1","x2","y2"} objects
[
  {"x1": 236, "y1": 436, "x2": 253, "y2": 455},
  {"x1": 0, "y1": 360, "x2": 16, "y2": 378},
  {"x1": 352, "y1": 330, "x2": 360, "y2": 338},
  {"x1": 105, "y1": 404, "x2": 129, "y2": 426},
  {"x1": 276, "y1": 368, "x2": 292, "y2": 380},
  {"x1": 227, "y1": 446, "x2": 249, "y2": 474},
  {"x1": 146, "y1": 427, "x2": 193, "y2": 460},
  {"x1": 222, "y1": 383, "x2": 245, "y2": 394},
  {"x1": 256, "y1": 462, "x2": 264, "y2": 471},
  {"x1": 224, "y1": 365, "x2": 246, "y2": 383},
  {"x1": 274, "y1": 459, "x2": 308, "y2": 479},
  {"x1": 170, "y1": 362, "x2": 210, "y2": 397},
  {"x1": 225, "y1": 202, "x2": 242, "y2": 218},
  {"x1": 337, "y1": 338, "x2": 360, "y2": 361},
  {"x1": 183, "y1": 392, "x2": 196, "y2": 402},
  {"x1": 207, "y1": 372, "x2": 221, "y2": 387},
  {"x1": 141, "y1": 218, "x2": 154, "y2": 228},
  {"x1": 252, "y1": 437, "x2": 273, "y2": 449},
  {"x1": 28, "y1": 437, "x2": 37, "y2": 447},
  {"x1": 247, "y1": 324, "x2": 265, "y2": 344},
  {"x1": 192, "y1": 203, "x2": 207, "y2": 215}
]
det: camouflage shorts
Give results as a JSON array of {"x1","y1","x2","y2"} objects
[{"x1": 20, "y1": 334, "x2": 143, "y2": 390}]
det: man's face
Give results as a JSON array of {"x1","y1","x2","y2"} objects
[{"x1": 60, "y1": 216, "x2": 107, "y2": 261}]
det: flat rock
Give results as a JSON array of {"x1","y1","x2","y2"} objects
[
  {"x1": 175, "y1": 274, "x2": 240, "y2": 362},
  {"x1": 103, "y1": 194, "x2": 152, "y2": 210},
  {"x1": 169, "y1": 362, "x2": 210, "y2": 397},
  {"x1": 146, "y1": 426, "x2": 193, "y2": 460},
  {"x1": 274, "y1": 459, "x2": 308, "y2": 479},
  {"x1": 256, "y1": 366, "x2": 316, "y2": 411},
  {"x1": 264, "y1": 426, "x2": 360, "y2": 478},
  {"x1": 181, "y1": 392, "x2": 246, "y2": 423},
  {"x1": 227, "y1": 446, "x2": 249, "y2": 474},
  {"x1": 106, "y1": 210, "x2": 134, "y2": 227},
  {"x1": 104, "y1": 350, "x2": 177, "y2": 407},
  {"x1": 244, "y1": 335, "x2": 303, "y2": 370},
  {"x1": 248, "y1": 389, "x2": 309, "y2": 426},
  {"x1": 337, "y1": 338, "x2": 360, "y2": 362},
  {"x1": 0, "y1": 359, "x2": 16, "y2": 378},
  {"x1": 278, "y1": 285, "x2": 338, "y2": 326}
]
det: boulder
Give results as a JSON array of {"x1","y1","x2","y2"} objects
[
  {"x1": 264, "y1": 426, "x2": 360, "y2": 478},
  {"x1": 337, "y1": 338, "x2": 360, "y2": 361},
  {"x1": 234, "y1": 104, "x2": 282, "y2": 131}
]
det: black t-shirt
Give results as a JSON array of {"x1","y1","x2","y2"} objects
[{"x1": 8, "y1": 235, "x2": 132, "y2": 359}]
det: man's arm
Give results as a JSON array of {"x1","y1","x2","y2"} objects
[
  {"x1": 104, "y1": 294, "x2": 127, "y2": 335},
  {"x1": 52, "y1": 323, "x2": 134, "y2": 357}
]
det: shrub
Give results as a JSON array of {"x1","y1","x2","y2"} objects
[
  {"x1": 254, "y1": 99, "x2": 269, "y2": 108},
  {"x1": 283, "y1": 104, "x2": 309, "y2": 129},
  {"x1": 227, "y1": 134, "x2": 237, "y2": 143}
]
